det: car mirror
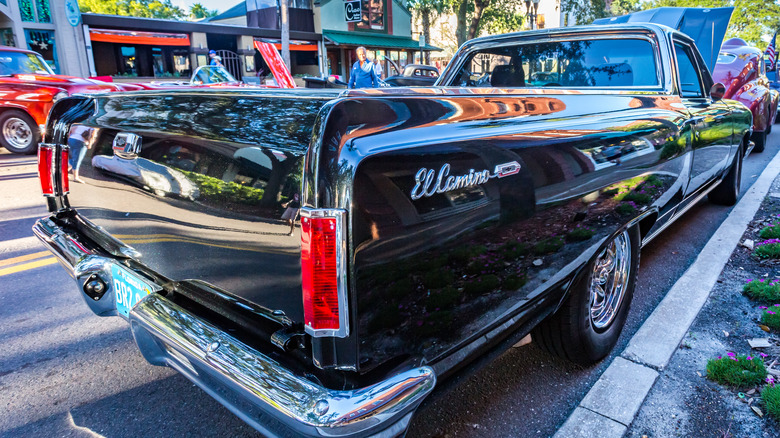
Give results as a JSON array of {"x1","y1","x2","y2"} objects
[{"x1": 710, "y1": 82, "x2": 726, "y2": 101}]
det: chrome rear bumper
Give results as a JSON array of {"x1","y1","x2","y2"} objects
[{"x1": 33, "y1": 215, "x2": 436, "y2": 437}]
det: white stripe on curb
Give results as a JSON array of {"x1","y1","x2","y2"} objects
[{"x1": 554, "y1": 147, "x2": 780, "y2": 438}]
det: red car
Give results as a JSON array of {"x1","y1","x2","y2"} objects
[
  {"x1": 712, "y1": 38, "x2": 780, "y2": 152},
  {"x1": 0, "y1": 46, "x2": 129, "y2": 154}
]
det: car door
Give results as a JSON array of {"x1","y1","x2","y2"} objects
[{"x1": 674, "y1": 39, "x2": 733, "y2": 197}]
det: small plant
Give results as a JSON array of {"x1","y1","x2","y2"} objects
[
  {"x1": 760, "y1": 304, "x2": 780, "y2": 330},
  {"x1": 763, "y1": 383, "x2": 780, "y2": 419},
  {"x1": 754, "y1": 239, "x2": 780, "y2": 259},
  {"x1": 622, "y1": 191, "x2": 652, "y2": 205},
  {"x1": 501, "y1": 241, "x2": 529, "y2": 258},
  {"x1": 463, "y1": 274, "x2": 500, "y2": 296},
  {"x1": 502, "y1": 273, "x2": 526, "y2": 290},
  {"x1": 533, "y1": 236, "x2": 565, "y2": 255},
  {"x1": 706, "y1": 353, "x2": 767, "y2": 388},
  {"x1": 759, "y1": 224, "x2": 780, "y2": 239},
  {"x1": 744, "y1": 279, "x2": 780, "y2": 302},
  {"x1": 616, "y1": 202, "x2": 638, "y2": 215},
  {"x1": 423, "y1": 269, "x2": 454, "y2": 289},
  {"x1": 428, "y1": 287, "x2": 460, "y2": 309},
  {"x1": 602, "y1": 187, "x2": 620, "y2": 197},
  {"x1": 566, "y1": 226, "x2": 595, "y2": 242},
  {"x1": 367, "y1": 305, "x2": 402, "y2": 332}
]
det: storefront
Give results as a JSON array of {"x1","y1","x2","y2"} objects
[
  {"x1": 80, "y1": 13, "x2": 323, "y2": 80},
  {"x1": 323, "y1": 30, "x2": 440, "y2": 80}
]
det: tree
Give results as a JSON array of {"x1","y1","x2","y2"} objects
[
  {"x1": 408, "y1": 0, "x2": 451, "y2": 64},
  {"x1": 646, "y1": 0, "x2": 780, "y2": 46},
  {"x1": 560, "y1": 0, "x2": 610, "y2": 26},
  {"x1": 189, "y1": 3, "x2": 219, "y2": 19},
  {"x1": 451, "y1": 0, "x2": 528, "y2": 47},
  {"x1": 80, "y1": 0, "x2": 186, "y2": 20}
]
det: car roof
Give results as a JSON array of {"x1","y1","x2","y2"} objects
[{"x1": 0, "y1": 45, "x2": 38, "y2": 55}]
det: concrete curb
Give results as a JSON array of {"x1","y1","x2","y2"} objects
[{"x1": 554, "y1": 148, "x2": 780, "y2": 438}]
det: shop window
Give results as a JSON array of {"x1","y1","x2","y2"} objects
[
  {"x1": 0, "y1": 29, "x2": 14, "y2": 46},
  {"x1": 120, "y1": 46, "x2": 136, "y2": 76},
  {"x1": 20, "y1": 0, "x2": 51, "y2": 23},
  {"x1": 173, "y1": 53, "x2": 190, "y2": 76},
  {"x1": 20, "y1": 0, "x2": 35, "y2": 22},
  {"x1": 152, "y1": 47, "x2": 164, "y2": 77},
  {"x1": 36, "y1": 0, "x2": 51, "y2": 23},
  {"x1": 357, "y1": 0, "x2": 384, "y2": 31},
  {"x1": 24, "y1": 29, "x2": 57, "y2": 72}
]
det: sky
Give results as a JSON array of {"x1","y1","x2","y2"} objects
[{"x1": 172, "y1": 0, "x2": 240, "y2": 15}]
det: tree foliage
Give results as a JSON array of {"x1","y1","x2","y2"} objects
[
  {"x1": 189, "y1": 3, "x2": 219, "y2": 19},
  {"x1": 79, "y1": 0, "x2": 186, "y2": 20},
  {"x1": 408, "y1": 0, "x2": 451, "y2": 63},
  {"x1": 646, "y1": 0, "x2": 780, "y2": 46},
  {"x1": 479, "y1": 0, "x2": 525, "y2": 36},
  {"x1": 560, "y1": 0, "x2": 609, "y2": 26},
  {"x1": 451, "y1": 0, "x2": 529, "y2": 46}
]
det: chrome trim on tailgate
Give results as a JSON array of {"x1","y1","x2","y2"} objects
[{"x1": 33, "y1": 215, "x2": 436, "y2": 437}]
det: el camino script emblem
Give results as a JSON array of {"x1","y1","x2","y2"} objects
[{"x1": 411, "y1": 161, "x2": 521, "y2": 200}]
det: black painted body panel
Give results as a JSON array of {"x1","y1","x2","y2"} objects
[{"x1": 46, "y1": 25, "x2": 753, "y2": 383}]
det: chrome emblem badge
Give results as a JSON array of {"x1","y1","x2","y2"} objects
[{"x1": 410, "y1": 161, "x2": 521, "y2": 200}]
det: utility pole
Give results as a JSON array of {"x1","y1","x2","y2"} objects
[{"x1": 280, "y1": 0, "x2": 291, "y2": 70}]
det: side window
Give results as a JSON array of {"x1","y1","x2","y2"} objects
[{"x1": 674, "y1": 42, "x2": 704, "y2": 98}]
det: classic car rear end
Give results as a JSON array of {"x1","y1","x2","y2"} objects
[
  {"x1": 33, "y1": 24, "x2": 751, "y2": 436},
  {"x1": 712, "y1": 38, "x2": 780, "y2": 152}
]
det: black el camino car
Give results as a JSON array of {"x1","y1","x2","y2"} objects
[{"x1": 34, "y1": 23, "x2": 751, "y2": 437}]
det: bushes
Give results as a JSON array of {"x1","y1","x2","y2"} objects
[
  {"x1": 754, "y1": 239, "x2": 780, "y2": 259},
  {"x1": 743, "y1": 280, "x2": 780, "y2": 302},
  {"x1": 706, "y1": 354, "x2": 767, "y2": 388}
]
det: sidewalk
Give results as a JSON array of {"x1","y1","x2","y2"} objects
[{"x1": 554, "y1": 148, "x2": 780, "y2": 437}]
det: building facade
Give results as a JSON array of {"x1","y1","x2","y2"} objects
[{"x1": 0, "y1": 0, "x2": 437, "y2": 83}]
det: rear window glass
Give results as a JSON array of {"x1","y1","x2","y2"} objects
[
  {"x1": 451, "y1": 38, "x2": 659, "y2": 88},
  {"x1": 717, "y1": 53, "x2": 737, "y2": 64}
]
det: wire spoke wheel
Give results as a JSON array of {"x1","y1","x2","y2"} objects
[{"x1": 589, "y1": 230, "x2": 631, "y2": 331}]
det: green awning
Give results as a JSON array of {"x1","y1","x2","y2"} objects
[{"x1": 323, "y1": 30, "x2": 441, "y2": 51}]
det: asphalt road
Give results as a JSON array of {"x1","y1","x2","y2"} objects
[{"x1": 0, "y1": 132, "x2": 778, "y2": 438}]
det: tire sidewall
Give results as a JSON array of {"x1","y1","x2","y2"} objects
[
  {"x1": 574, "y1": 226, "x2": 640, "y2": 362},
  {"x1": 0, "y1": 110, "x2": 39, "y2": 154}
]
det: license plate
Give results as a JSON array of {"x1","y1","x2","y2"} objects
[{"x1": 111, "y1": 264, "x2": 155, "y2": 318}]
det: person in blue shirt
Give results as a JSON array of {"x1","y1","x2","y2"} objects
[
  {"x1": 209, "y1": 50, "x2": 223, "y2": 67},
  {"x1": 348, "y1": 47, "x2": 379, "y2": 88}
]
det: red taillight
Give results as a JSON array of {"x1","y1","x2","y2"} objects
[
  {"x1": 38, "y1": 143, "x2": 69, "y2": 197},
  {"x1": 301, "y1": 209, "x2": 347, "y2": 336},
  {"x1": 60, "y1": 146, "x2": 70, "y2": 195},
  {"x1": 38, "y1": 144, "x2": 55, "y2": 196}
]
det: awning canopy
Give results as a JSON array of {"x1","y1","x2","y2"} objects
[
  {"x1": 323, "y1": 30, "x2": 441, "y2": 51},
  {"x1": 89, "y1": 28, "x2": 191, "y2": 46}
]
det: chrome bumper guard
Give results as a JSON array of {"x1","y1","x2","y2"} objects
[{"x1": 33, "y1": 216, "x2": 436, "y2": 437}]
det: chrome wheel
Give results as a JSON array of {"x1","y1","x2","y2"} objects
[
  {"x1": 2, "y1": 116, "x2": 33, "y2": 150},
  {"x1": 589, "y1": 230, "x2": 631, "y2": 330}
]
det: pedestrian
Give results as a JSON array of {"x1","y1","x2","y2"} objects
[
  {"x1": 281, "y1": 193, "x2": 300, "y2": 235},
  {"x1": 367, "y1": 52, "x2": 383, "y2": 80},
  {"x1": 348, "y1": 46, "x2": 379, "y2": 88},
  {"x1": 209, "y1": 50, "x2": 223, "y2": 67},
  {"x1": 254, "y1": 48, "x2": 269, "y2": 82}
]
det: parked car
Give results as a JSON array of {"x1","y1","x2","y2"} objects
[
  {"x1": 766, "y1": 62, "x2": 780, "y2": 122},
  {"x1": 712, "y1": 38, "x2": 780, "y2": 152},
  {"x1": 0, "y1": 46, "x2": 132, "y2": 154},
  {"x1": 34, "y1": 22, "x2": 750, "y2": 437},
  {"x1": 383, "y1": 64, "x2": 440, "y2": 86}
]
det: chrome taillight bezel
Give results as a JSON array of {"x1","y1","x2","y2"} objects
[{"x1": 301, "y1": 207, "x2": 349, "y2": 338}]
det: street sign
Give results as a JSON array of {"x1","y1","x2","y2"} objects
[{"x1": 344, "y1": 1, "x2": 361, "y2": 23}]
